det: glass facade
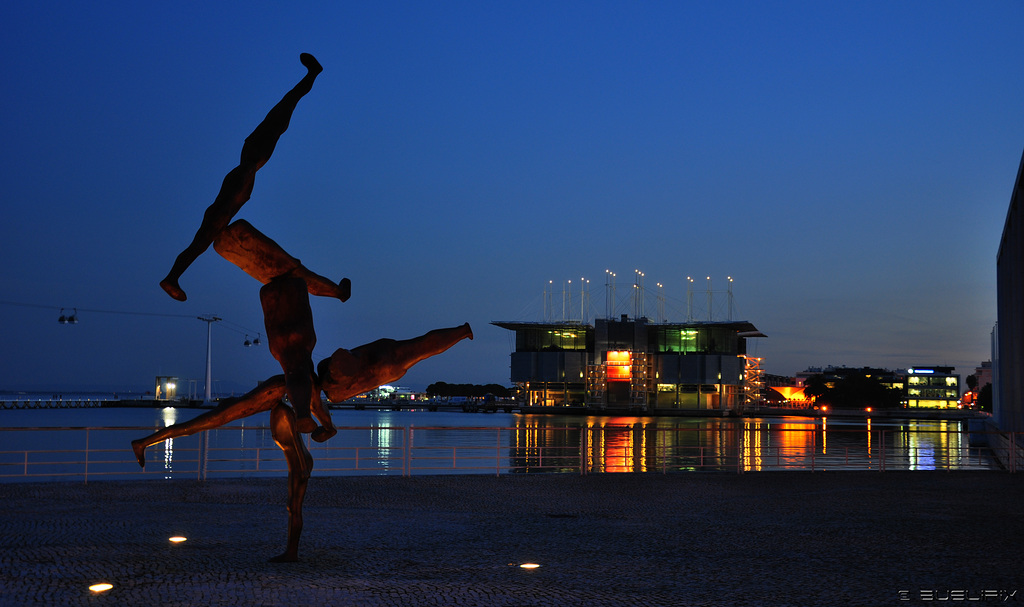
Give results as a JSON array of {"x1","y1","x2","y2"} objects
[
  {"x1": 514, "y1": 327, "x2": 589, "y2": 352},
  {"x1": 650, "y1": 326, "x2": 739, "y2": 354}
]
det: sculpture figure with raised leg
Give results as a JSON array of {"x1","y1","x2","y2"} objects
[
  {"x1": 131, "y1": 324, "x2": 473, "y2": 561},
  {"x1": 160, "y1": 54, "x2": 323, "y2": 302}
]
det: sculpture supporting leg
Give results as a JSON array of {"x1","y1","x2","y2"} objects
[
  {"x1": 213, "y1": 220, "x2": 350, "y2": 302},
  {"x1": 261, "y1": 276, "x2": 319, "y2": 433},
  {"x1": 160, "y1": 54, "x2": 322, "y2": 302},
  {"x1": 318, "y1": 323, "x2": 474, "y2": 403},
  {"x1": 267, "y1": 402, "x2": 312, "y2": 563}
]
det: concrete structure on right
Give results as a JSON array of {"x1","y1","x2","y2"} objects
[{"x1": 996, "y1": 148, "x2": 1024, "y2": 432}]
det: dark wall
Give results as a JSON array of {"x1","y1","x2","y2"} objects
[{"x1": 996, "y1": 148, "x2": 1024, "y2": 432}]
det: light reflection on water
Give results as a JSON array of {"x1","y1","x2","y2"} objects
[
  {"x1": 0, "y1": 407, "x2": 1001, "y2": 478},
  {"x1": 508, "y1": 414, "x2": 997, "y2": 473}
]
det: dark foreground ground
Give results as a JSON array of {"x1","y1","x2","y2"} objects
[{"x1": 0, "y1": 472, "x2": 1021, "y2": 606}]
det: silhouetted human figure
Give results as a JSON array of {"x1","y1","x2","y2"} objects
[
  {"x1": 260, "y1": 275, "x2": 319, "y2": 434},
  {"x1": 160, "y1": 53, "x2": 323, "y2": 302},
  {"x1": 213, "y1": 219, "x2": 350, "y2": 302}
]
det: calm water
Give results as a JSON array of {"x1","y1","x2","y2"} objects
[{"x1": 0, "y1": 406, "x2": 1000, "y2": 480}]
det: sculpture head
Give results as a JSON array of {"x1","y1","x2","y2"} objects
[{"x1": 317, "y1": 348, "x2": 362, "y2": 403}]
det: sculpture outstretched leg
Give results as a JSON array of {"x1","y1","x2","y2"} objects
[
  {"x1": 160, "y1": 53, "x2": 322, "y2": 301},
  {"x1": 131, "y1": 377, "x2": 286, "y2": 468},
  {"x1": 261, "y1": 275, "x2": 319, "y2": 433},
  {"x1": 213, "y1": 220, "x2": 350, "y2": 302},
  {"x1": 318, "y1": 323, "x2": 474, "y2": 403},
  {"x1": 267, "y1": 402, "x2": 313, "y2": 563},
  {"x1": 131, "y1": 374, "x2": 335, "y2": 467}
]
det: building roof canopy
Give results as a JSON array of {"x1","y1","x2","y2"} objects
[{"x1": 492, "y1": 319, "x2": 764, "y2": 336}]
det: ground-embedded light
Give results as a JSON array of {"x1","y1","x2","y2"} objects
[
  {"x1": 520, "y1": 563, "x2": 541, "y2": 569},
  {"x1": 169, "y1": 536, "x2": 187, "y2": 543},
  {"x1": 89, "y1": 583, "x2": 113, "y2": 593}
]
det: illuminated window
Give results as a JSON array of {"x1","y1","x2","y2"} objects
[{"x1": 606, "y1": 351, "x2": 632, "y2": 382}]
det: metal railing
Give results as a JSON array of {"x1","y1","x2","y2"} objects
[{"x1": 0, "y1": 425, "x2": 1019, "y2": 482}]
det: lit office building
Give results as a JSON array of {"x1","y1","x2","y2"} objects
[{"x1": 905, "y1": 366, "x2": 960, "y2": 409}]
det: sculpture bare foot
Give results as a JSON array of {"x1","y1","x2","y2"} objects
[
  {"x1": 269, "y1": 551, "x2": 299, "y2": 563},
  {"x1": 131, "y1": 439, "x2": 147, "y2": 468},
  {"x1": 311, "y1": 425, "x2": 337, "y2": 443},
  {"x1": 160, "y1": 277, "x2": 187, "y2": 302},
  {"x1": 338, "y1": 277, "x2": 351, "y2": 303},
  {"x1": 299, "y1": 53, "x2": 322, "y2": 75}
]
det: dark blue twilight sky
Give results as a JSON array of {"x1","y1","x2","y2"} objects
[{"x1": 1, "y1": 2, "x2": 1022, "y2": 393}]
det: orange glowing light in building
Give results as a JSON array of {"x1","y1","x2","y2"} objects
[
  {"x1": 606, "y1": 351, "x2": 632, "y2": 381},
  {"x1": 770, "y1": 386, "x2": 808, "y2": 401}
]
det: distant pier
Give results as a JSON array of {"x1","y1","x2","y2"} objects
[{"x1": 0, "y1": 398, "x2": 107, "y2": 409}]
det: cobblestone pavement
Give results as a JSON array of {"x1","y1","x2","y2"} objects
[{"x1": 1, "y1": 472, "x2": 1021, "y2": 606}]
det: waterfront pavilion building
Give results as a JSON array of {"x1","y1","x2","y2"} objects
[{"x1": 493, "y1": 315, "x2": 765, "y2": 413}]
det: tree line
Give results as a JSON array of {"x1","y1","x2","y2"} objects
[
  {"x1": 803, "y1": 370, "x2": 903, "y2": 409},
  {"x1": 425, "y1": 382, "x2": 512, "y2": 398}
]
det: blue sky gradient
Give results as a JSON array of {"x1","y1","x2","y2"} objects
[{"x1": 2, "y1": 2, "x2": 1022, "y2": 393}]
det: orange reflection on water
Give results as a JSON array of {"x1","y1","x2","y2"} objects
[
  {"x1": 744, "y1": 422, "x2": 817, "y2": 471},
  {"x1": 582, "y1": 418, "x2": 656, "y2": 473},
  {"x1": 602, "y1": 427, "x2": 634, "y2": 473}
]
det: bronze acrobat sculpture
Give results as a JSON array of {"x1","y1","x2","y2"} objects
[{"x1": 141, "y1": 54, "x2": 473, "y2": 561}]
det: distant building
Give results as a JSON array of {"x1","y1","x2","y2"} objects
[
  {"x1": 996, "y1": 147, "x2": 1024, "y2": 432},
  {"x1": 154, "y1": 376, "x2": 178, "y2": 401},
  {"x1": 905, "y1": 366, "x2": 960, "y2": 409},
  {"x1": 975, "y1": 360, "x2": 993, "y2": 390},
  {"x1": 492, "y1": 315, "x2": 765, "y2": 412}
]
